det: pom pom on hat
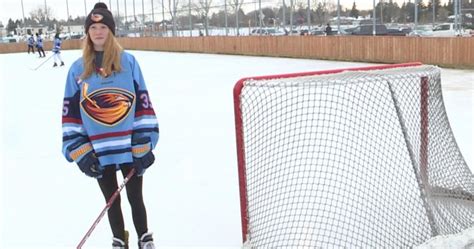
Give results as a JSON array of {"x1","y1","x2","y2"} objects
[{"x1": 93, "y1": 2, "x2": 108, "y2": 9}]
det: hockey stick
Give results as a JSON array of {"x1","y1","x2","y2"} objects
[
  {"x1": 76, "y1": 167, "x2": 136, "y2": 249},
  {"x1": 30, "y1": 53, "x2": 54, "y2": 71}
]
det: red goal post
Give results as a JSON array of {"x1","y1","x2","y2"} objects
[{"x1": 233, "y1": 62, "x2": 474, "y2": 248}]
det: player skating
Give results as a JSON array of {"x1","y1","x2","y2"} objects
[
  {"x1": 27, "y1": 34, "x2": 35, "y2": 54},
  {"x1": 35, "y1": 33, "x2": 46, "y2": 57},
  {"x1": 61, "y1": 3, "x2": 159, "y2": 249},
  {"x1": 52, "y1": 33, "x2": 65, "y2": 67}
]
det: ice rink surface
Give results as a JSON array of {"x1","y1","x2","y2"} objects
[{"x1": 0, "y1": 50, "x2": 472, "y2": 248}]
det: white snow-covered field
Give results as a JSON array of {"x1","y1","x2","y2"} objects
[{"x1": 0, "y1": 50, "x2": 472, "y2": 248}]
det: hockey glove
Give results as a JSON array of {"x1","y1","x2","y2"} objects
[
  {"x1": 131, "y1": 136, "x2": 155, "y2": 176},
  {"x1": 77, "y1": 151, "x2": 103, "y2": 178},
  {"x1": 68, "y1": 141, "x2": 103, "y2": 178}
]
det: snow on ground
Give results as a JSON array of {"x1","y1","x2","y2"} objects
[
  {"x1": 0, "y1": 50, "x2": 472, "y2": 248},
  {"x1": 416, "y1": 226, "x2": 474, "y2": 248}
]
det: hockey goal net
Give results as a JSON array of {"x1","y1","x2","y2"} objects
[{"x1": 233, "y1": 62, "x2": 474, "y2": 248}]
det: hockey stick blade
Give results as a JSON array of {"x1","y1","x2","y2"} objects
[{"x1": 30, "y1": 54, "x2": 54, "y2": 71}]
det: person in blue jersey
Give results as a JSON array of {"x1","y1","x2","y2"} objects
[
  {"x1": 52, "y1": 33, "x2": 65, "y2": 67},
  {"x1": 27, "y1": 34, "x2": 35, "y2": 54},
  {"x1": 35, "y1": 33, "x2": 46, "y2": 57},
  {"x1": 61, "y1": 3, "x2": 158, "y2": 249}
]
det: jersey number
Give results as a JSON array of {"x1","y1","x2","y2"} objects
[{"x1": 140, "y1": 93, "x2": 153, "y2": 109}]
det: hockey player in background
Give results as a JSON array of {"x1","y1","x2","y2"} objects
[
  {"x1": 27, "y1": 34, "x2": 35, "y2": 54},
  {"x1": 35, "y1": 33, "x2": 46, "y2": 57},
  {"x1": 52, "y1": 33, "x2": 65, "y2": 67},
  {"x1": 61, "y1": 3, "x2": 158, "y2": 249}
]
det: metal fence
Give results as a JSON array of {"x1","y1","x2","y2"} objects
[{"x1": 9, "y1": 0, "x2": 474, "y2": 39}]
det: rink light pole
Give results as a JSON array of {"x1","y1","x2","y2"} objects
[
  {"x1": 124, "y1": 0, "x2": 128, "y2": 26},
  {"x1": 21, "y1": 0, "x2": 26, "y2": 35},
  {"x1": 84, "y1": 0, "x2": 87, "y2": 18},
  {"x1": 282, "y1": 0, "x2": 286, "y2": 33},
  {"x1": 151, "y1": 0, "x2": 155, "y2": 36},
  {"x1": 260, "y1": 0, "x2": 263, "y2": 31},
  {"x1": 373, "y1": 0, "x2": 376, "y2": 36},
  {"x1": 66, "y1": 0, "x2": 71, "y2": 36},
  {"x1": 142, "y1": 0, "x2": 145, "y2": 36},
  {"x1": 290, "y1": 0, "x2": 293, "y2": 34},
  {"x1": 307, "y1": 0, "x2": 311, "y2": 31},
  {"x1": 415, "y1": 0, "x2": 418, "y2": 31},
  {"x1": 224, "y1": 0, "x2": 228, "y2": 36},
  {"x1": 21, "y1": 0, "x2": 25, "y2": 22},
  {"x1": 337, "y1": 0, "x2": 340, "y2": 34},
  {"x1": 116, "y1": 0, "x2": 120, "y2": 33}
]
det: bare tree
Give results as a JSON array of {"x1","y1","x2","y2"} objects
[
  {"x1": 193, "y1": 0, "x2": 213, "y2": 35},
  {"x1": 29, "y1": 5, "x2": 54, "y2": 23},
  {"x1": 167, "y1": 0, "x2": 180, "y2": 36},
  {"x1": 228, "y1": 0, "x2": 244, "y2": 35},
  {"x1": 312, "y1": 0, "x2": 333, "y2": 25},
  {"x1": 156, "y1": 0, "x2": 167, "y2": 35}
]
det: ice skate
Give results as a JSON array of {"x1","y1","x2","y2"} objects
[
  {"x1": 138, "y1": 232, "x2": 155, "y2": 249},
  {"x1": 112, "y1": 237, "x2": 128, "y2": 249},
  {"x1": 112, "y1": 230, "x2": 129, "y2": 249}
]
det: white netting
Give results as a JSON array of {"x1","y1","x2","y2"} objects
[{"x1": 235, "y1": 65, "x2": 474, "y2": 248}]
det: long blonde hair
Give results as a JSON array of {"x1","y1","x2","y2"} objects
[{"x1": 81, "y1": 33, "x2": 123, "y2": 79}]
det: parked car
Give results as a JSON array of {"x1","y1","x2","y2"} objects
[
  {"x1": 387, "y1": 27, "x2": 412, "y2": 36},
  {"x1": 408, "y1": 25, "x2": 434, "y2": 37},
  {"x1": 350, "y1": 24, "x2": 388, "y2": 36},
  {"x1": 341, "y1": 27, "x2": 356, "y2": 35},
  {"x1": 1, "y1": 35, "x2": 18, "y2": 43},
  {"x1": 310, "y1": 28, "x2": 327, "y2": 36},
  {"x1": 283, "y1": 29, "x2": 300, "y2": 36},
  {"x1": 431, "y1": 23, "x2": 469, "y2": 37},
  {"x1": 299, "y1": 29, "x2": 310, "y2": 35},
  {"x1": 250, "y1": 28, "x2": 286, "y2": 36}
]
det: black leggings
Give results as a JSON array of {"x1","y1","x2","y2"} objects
[{"x1": 97, "y1": 165, "x2": 148, "y2": 241}]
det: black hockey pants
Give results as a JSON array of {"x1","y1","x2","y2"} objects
[
  {"x1": 37, "y1": 47, "x2": 45, "y2": 57},
  {"x1": 97, "y1": 165, "x2": 148, "y2": 241}
]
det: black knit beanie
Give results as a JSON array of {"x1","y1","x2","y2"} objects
[{"x1": 85, "y1": 3, "x2": 115, "y2": 35}]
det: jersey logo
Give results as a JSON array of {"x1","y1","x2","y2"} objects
[{"x1": 81, "y1": 86, "x2": 135, "y2": 126}]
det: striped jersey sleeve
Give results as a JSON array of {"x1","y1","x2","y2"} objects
[
  {"x1": 130, "y1": 56, "x2": 159, "y2": 149},
  {"x1": 62, "y1": 65, "x2": 89, "y2": 162}
]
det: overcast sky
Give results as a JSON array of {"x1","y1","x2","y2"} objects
[{"x1": 0, "y1": 0, "x2": 390, "y2": 25}]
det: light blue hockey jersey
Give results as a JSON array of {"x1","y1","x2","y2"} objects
[
  {"x1": 52, "y1": 38, "x2": 62, "y2": 53},
  {"x1": 62, "y1": 51, "x2": 159, "y2": 167},
  {"x1": 36, "y1": 35, "x2": 43, "y2": 48}
]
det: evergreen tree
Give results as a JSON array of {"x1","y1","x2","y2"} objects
[
  {"x1": 446, "y1": 0, "x2": 454, "y2": 15},
  {"x1": 6, "y1": 18, "x2": 17, "y2": 33},
  {"x1": 350, "y1": 2, "x2": 359, "y2": 19},
  {"x1": 426, "y1": 0, "x2": 441, "y2": 23},
  {"x1": 385, "y1": 0, "x2": 401, "y2": 23},
  {"x1": 406, "y1": 2, "x2": 416, "y2": 22},
  {"x1": 315, "y1": 2, "x2": 330, "y2": 25}
]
